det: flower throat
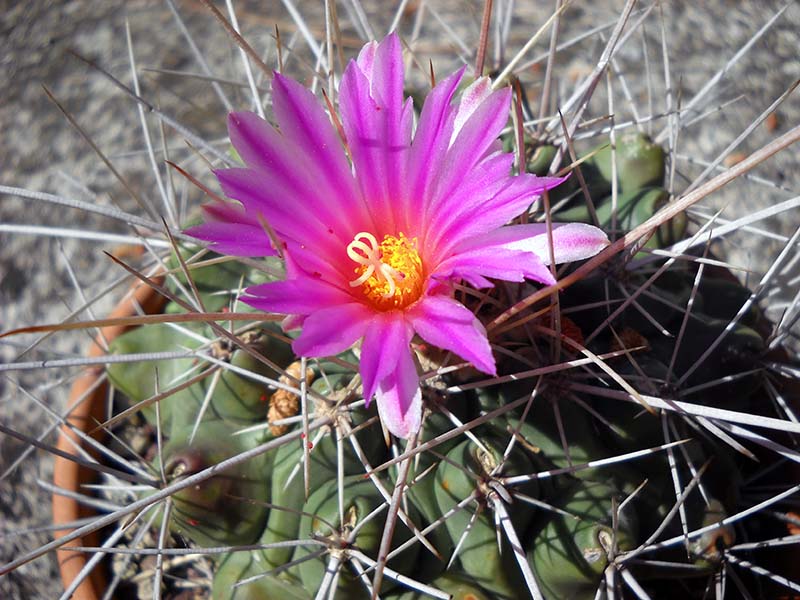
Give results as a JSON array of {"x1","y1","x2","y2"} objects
[{"x1": 346, "y1": 232, "x2": 424, "y2": 310}]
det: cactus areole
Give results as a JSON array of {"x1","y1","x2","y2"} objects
[{"x1": 186, "y1": 32, "x2": 608, "y2": 439}]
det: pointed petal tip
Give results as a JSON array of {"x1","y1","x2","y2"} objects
[
  {"x1": 495, "y1": 222, "x2": 610, "y2": 267},
  {"x1": 378, "y1": 30, "x2": 402, "y2": 55},
  {"x1": 533, "y1": 268, "x2": 558, "y2": 287},
  {"x1": 377, "y1": 385, "x2": 422, "y2": 440},
  {"x1": 550, "y1": 222, "x2": 611, "y2": 262},
  {"x1": 271, "y1": 70, "x2": 293, "y2": 94}
]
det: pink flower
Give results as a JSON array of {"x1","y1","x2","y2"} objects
[{"x1": 187, "y1": 33, "x2": 608, "y2": 438}]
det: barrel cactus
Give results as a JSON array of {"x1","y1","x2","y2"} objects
[
  {"x1": 91, "y1": 27, "x2": 800, "y2": 598},
  {"x1": 1, "y1": 3, "x2": 798, "y2": 600}
]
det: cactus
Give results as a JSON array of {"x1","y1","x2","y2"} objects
[
  {"x1": 1, "y1": 3, "x2": 799, "y2": 600},
  {"x1": 93, "y1": 227, "x2": 794, "y2": 598}
]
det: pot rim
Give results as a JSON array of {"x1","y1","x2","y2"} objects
[{"x1": 54, "y1": 277, "x2": 165, "y2": 600}]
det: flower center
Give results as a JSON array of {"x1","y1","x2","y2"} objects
[{"x1": 346, "y1": 231, "x2": 424, "y2": 310}]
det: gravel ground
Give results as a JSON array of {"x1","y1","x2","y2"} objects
[{"x1": 1, "y1": 1, "x2": 798, "y2": 597}]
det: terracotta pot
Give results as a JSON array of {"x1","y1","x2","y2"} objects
[{"x1": 53, "y1": 278, "x2": 165, "y2": 600}]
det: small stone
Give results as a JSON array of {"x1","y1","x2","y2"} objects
[
  {"x1": 723, "y1": 152, "x2": 747, "y2": 167},
  {"x1": 765, "y1": 111, "x2": 779, "y2": 132}
]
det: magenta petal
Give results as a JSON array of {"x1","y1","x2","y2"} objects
[
  {"x1": 356, "y1": 39, "x2": 377, "y2": 73},
  {"x1": 429, "y1": 171, "x2": 569, "y2": 256},
  {"x1": 425, "y1": 152, "x2": 514, "y2": 240},
  {"x1": 215, "y1": 168, "x2": 331, "y2": 245},
  {"x1": 339, "y1": 33, "x2": 410, "y2": 232},
  {"x1": 227, "y1": 110, "x2": 287, "y2": 172},
  {"x1": 408, "y1": 67, "x2": 465, "y2": 209},
  {"x1": 359, "y1": 314, "x2": 412, "y2": 405},
  {"x1": 435, "y1": 245, "x2": 556, "y2": 287},
  {"x1": 271, "y1": 74, "x2": 346, "y2": 171},
  {"x1": 244, "y1": 278, "x2": 352, "y2": 315},
  {"x1": 292, "y1": 303, "x2": 373, "y2": 357},
  {"x1": 270, "y1": 75, "x2": 364, "y2": 213},
  {"x1": 226, "y1": 111, "x2": 370, "y2": 241},
  {"x1": 431, "y1": 86, "x2": 512, "y2": 204},
  {"x1": 184, "y1": 221, "x2": 272, "y2": 258},
  {"x1": 282, "y1": 314, "x2": 305, "y2": 331},
  {"x1": 407, "y1": 296, "x2": 496, "y2": 375},
  {"x1": 484, "y1": 223, "x2": 610, "y2": 265},
  {"x1": 339, "y1": 61, "x2": 394, "y2": 230},
  {"x1": 374, "y1": 346, "x2": 422, "y2": 439},
  {"x1": 450, "y1": 77, "x2": 495, "y2": 142},
  {"x1": 369, "y1": 33, "x2": 405, "y2": 127},
  {"x1": 185, "y1": 202, "x2": 274, "y2": 257}
]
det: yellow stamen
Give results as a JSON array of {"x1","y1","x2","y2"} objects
[{"x1": 346, "y1": 231, "x2": 424, "y2": 310}]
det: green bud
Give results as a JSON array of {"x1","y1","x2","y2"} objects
[
  {"x1": 582, "y1": 132, "x2": 665, "y2": 195},
  {"x1": 557, "y1": 187, "x2": 686, "y2": 252},
  {"x1": 528, "y1": 144, "x2": 558, "y2": 176}
]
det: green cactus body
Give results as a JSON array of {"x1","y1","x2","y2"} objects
[
  {"x1": 108, "y1": 320, "x2": 294, "y2": 434},
  {"x1": 650, "y1": 317, "x2": 765, "y2": 403},
  {"x1": 560, "y1": 274, "x2": 696, "y2": 340},
  {"x1": 406, "y1": 408, "x2": 477, "y2": 566},
  {"x1": 215, "y1": 329, "x2": 296, "y2": 422},
  {"x1": 258, "y1": 433, "x2": 340, "y2": 569},
  {"x1": 530, "y1": 480, "x2": 639, "y2": 600},
  {"x1": 582, "y1": 132, "x2": 665, "y2": 196},
  {"x1": 107, "y1": 322, "x2": 201, "y2": 432},
  {"x1": 433, "y1": 436, "x2": 537, "y2": 598},
  {"x1": 156, "y1": 422, "x2": 270, "y2": 548},
  {"x1": 595, "y1": 354, "x2": 671, "y2": 453},
  {"x1": 309, "y1": 352, "x2": 360, "y2": 396},
  {"x1": 212, "y1": 550, "x2": 309, "y2": 600},
  {"x1": 259, "y1": 419, "x2": 385, "y2": 570},
  {"x1": 163, "y1": 249, "x2": 271, "y2": 313},
  {"x1": 482, "y1": 378, "x2": 627, "y2": 492},
  {"x1": 505, "y1": 416, "x2": 607, "y2": 489},
  {"x1": 693, "y1": 276, "x2": 764, "y2": 329},
  {"x1": 293, "y1": 476, "x2": 419, "y2": 598}
]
